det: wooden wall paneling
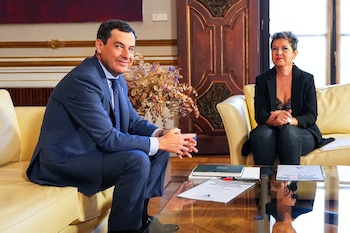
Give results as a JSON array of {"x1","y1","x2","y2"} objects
[
  {"x1": 176, "y1": 0, "x2": 260, "y2": 155},
  {"x1": 4, "y1": 88, "x2": 53, "y2": 106}
]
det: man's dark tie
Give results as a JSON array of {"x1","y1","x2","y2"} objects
[{"x1": 110, "y1": 78, "x2": 121, "y2": 130}]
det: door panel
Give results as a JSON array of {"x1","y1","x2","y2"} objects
[{"x1": 177, "y1": 0, "x2": 260, "y2": 154}]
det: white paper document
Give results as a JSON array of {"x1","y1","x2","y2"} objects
[
  {"x1": 276, "y1": 165, "x2": 324, "y2": 181},
  {"x1": 337, "y1": 165, "x2": 350, "y2": 184},
  {"x1": 239, "y1": 167, "x2": 260, "y2": 180},
  {"x1": 177, "y1": 179, "x2": 255, "y2": 204}
]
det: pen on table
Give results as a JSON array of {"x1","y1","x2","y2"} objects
[{"x1": 221, "y1": 177, "x2": 236, "y2": 181}]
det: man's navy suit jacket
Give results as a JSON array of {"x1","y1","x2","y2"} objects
[{"x1": 27, "y1": 55, "x2": 158, "y2": 195}]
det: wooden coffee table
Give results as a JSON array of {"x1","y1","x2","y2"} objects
[{"x1": 152, "y1": 166, "x2": 348, "y2": 233}]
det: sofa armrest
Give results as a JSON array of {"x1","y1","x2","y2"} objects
[
  {"x1": 217, "y1": 95, "x2": 251, "y2": 165},
  {"x1": 15, "y1": 106, "x2": 45, "y2": 161}
]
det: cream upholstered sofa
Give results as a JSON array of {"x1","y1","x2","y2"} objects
[
  {"x1": 216, "y1": 83, "x2": 350, "y2": 166},
  {"x1": 0, "y1": 89, "x2": 115, "y2": 233},
  {"x1": 0, "y1": 89, "x2": 172, "y2": 233}
]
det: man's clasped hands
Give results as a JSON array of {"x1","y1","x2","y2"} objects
[{"x1": 156, "y1": 128, "x2": 198, "y2": 159}]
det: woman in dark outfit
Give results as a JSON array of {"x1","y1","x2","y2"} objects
[{"x1": 250, "y1": 31, "x2": 323, "y2": 165}]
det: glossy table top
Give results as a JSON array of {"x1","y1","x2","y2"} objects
[{"x1": 154, "y1": 166, "x2": 349, "y2": 233}]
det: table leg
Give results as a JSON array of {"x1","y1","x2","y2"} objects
[{"x1": 255, "y1": 175, "x2": 269, "y2": 233}]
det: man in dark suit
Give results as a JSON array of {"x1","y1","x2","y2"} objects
[{"x1": 27, "y1": 19, "x2": 197, "y2": 233}]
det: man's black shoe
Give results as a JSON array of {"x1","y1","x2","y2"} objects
[
  {"x1": 109, "y1": 225, "x2": 150, "y2": 233},
  {"x1": 148, "y1": 217, "x2": 179, "y2": 233},
  {"x1": 108, "y1": 216, "x2": 178, "y2": 233}
]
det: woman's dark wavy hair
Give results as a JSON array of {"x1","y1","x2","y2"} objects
[
  {"x1": 271, "y1": 31, "x2": 298, "y2": 51},
  {"x1": 97, "y1": 19, "x2": 137, "y2": 44}
]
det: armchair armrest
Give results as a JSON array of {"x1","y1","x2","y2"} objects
[{"x1": 217, "y1": 95, "x2": 251, "y2": 165}]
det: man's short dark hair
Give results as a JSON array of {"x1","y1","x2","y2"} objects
[{"x1": 97, "y1": 19, "x2": 137, "y2": 44}]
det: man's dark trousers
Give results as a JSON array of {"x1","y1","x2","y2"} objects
[{"x1": 100, "y1": 149, "x2": 169, "y2": 231}]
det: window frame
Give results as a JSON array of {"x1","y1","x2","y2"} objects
[{"x1": 261, "y1": 0, "x2": 343, "y2": 86}]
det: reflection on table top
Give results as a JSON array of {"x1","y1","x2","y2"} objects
[{"x1": 156, "y1": 166, "x2": 350, "y2": 233}]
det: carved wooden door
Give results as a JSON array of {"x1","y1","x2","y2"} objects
[{"x1": 177, "y1": 0, "x2": 260, "y2": 154}]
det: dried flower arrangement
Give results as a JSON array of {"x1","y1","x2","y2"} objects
[{"x1": 123, "y1": 54, "x2": 200, "y2": 128}]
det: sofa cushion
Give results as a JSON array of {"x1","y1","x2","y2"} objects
[
  {"x1": 14, "y1": 107, "x2": 45, "y2": 161},
  {"x1": 316, "y1": 83, "x2": 350, "y2": 134},
  {"x1": 301, "y1": 134, "x2": 350, "y2": 165},
  {"x1": 76, "y1": 187, "x2": 114, "y2": 222},
  {"x1": 0, "y1": 90, "x2": 21, "y2": 165},
  {"x1": 0, "y1": 161, "x2": 79, "y2": 233}
]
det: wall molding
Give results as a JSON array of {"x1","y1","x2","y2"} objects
[
  {"x1": 0, "y1": 39, "x2": 177, "y2": 49},
  {"x1": 0, "y1": 39, "x2": 178, "y2": 87},
  {"x1": 0, "y1": 39, "x2": 178, "y2": 67},
  {"x1": 1, "y1": 39, "x2": 178, "y2": 104},
  {"x1": 0, "y1": 58, "x2": 177, "y2": 67}
]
